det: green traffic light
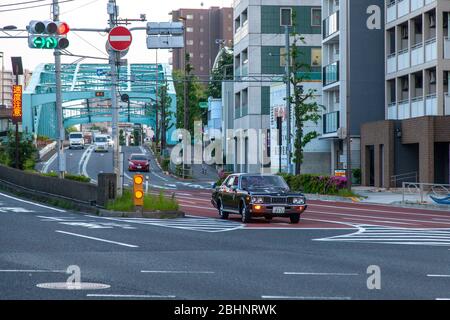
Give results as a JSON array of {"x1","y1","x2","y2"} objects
[
  {"x1": 32, "y1": 36, "x2": 58, "y2": 49},
  {"x1": 32, "y1": 36, "x2": 45, "y2": 49}
]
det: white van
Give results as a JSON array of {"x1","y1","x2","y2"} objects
[
  {"x1": 94, "y1": 134, "x2": 109, "y2": 152},
  {"x1": 69, "y1": 132, "x2": 85, "y2": 149}
]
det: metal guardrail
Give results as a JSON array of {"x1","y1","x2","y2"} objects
[
  {"x1": 391, "y1": 171, "x2": 418, "y2": 187},
  {"x1": 402, "y1": 182, "x2": 450, "y2": 204}
]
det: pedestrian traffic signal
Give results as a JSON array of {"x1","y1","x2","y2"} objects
[
  {"x1": 27, "y1": 20, "x2": 70, "y2": 49},
  {"x1": 133, "y1": 174, "x2": 144, "y2": 207}
]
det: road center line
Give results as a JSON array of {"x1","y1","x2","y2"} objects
[
  {"x1": 0, "y1": 192, "x2": 66, "y2": 212},
  {"x1": 141, "y1": 270, "x2": 215, "y2": 274},
  {"x1": 0, "y1": 270, "x2": 65, "y2": 273},
  {"x1": 261, "y1": 295, "x2": 351, "y2": 300},
  {"x1": 284, "y1": 272, "x2": 359, "y2": 276},
  {"x1": 87, "y1": 294, "x2": 176, "y2": 298},
  {"x1": 55, "y1": 230, "x2": 138, "y2": 248},
  {"x1": 427, "y1": 274, "x2": 450, "y2": 278}
]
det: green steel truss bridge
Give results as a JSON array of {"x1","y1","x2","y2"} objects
[{"x1": 23, "y1": 63, "x2": 177, "y2": 144}]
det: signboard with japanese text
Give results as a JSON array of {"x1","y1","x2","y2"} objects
[{"x1": 12, "y1": 85, "x2": 22, "y2": 124}]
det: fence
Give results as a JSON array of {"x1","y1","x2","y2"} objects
[{"x1": 402, "y1": 182, "x2": 450, "y2": 204}]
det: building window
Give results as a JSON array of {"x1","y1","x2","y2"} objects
[
  {"x1": 311, "y1": 48, "x2": 322, "y2": 67},
  {"x1": 189, "y1": 53, "x2": 194, "y2": 58},
  {"x1": 186, "y1": 14, "x2": 194, "y2": 20},
  {"x1": 200, "y1": 15, "x2": 204, "y2": 20},
  {"x1": 200, "y1": 28, "x2": 204, "y2": 33},
  {"x1": 311, "y1": 8, "x2": 321, "y2": 27},
  {"x1": 200, "y1": 66, "x2": 204, "y2": 71},
  {"x1": 280, "y1": 8, "x2": 292, "y2": 26},
  {"x1": 186, "y1": 27, "x2": 193, "y2": 32},
  {"x1": 186, "y1": 40, "x2": 194, "y2": 46},
  {"x1": 200, "y1": 53, "x2": 204, "y2": 58}
]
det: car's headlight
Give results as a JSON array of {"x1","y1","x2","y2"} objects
[
  {"x1": 129, "y1": 161, "x2": 134, "y2": 166},
  {"x1": 292, "y1": 197, "x2": 305, "y2": 205},
  {"x1": 251, "y1": 196, "x2": 264, "y2": 204}
]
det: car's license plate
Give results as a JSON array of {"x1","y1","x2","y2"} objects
[
  {"x1": 273, "y1": 207, "x2": 285, "y2": 214},
  {"x1": 137, "y1": 166, "x2": 142, "y2": 169}
]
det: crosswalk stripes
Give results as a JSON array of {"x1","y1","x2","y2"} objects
[
  {"x1": 314, "y1": 225, "x2": 450, "y2": 246},
  {"x1": 117, "y1": 216, "x2": 244, "y2": 233}
]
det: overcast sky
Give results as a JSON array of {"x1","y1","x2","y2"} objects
[{"x1": 0, "y1": 0, "x2": 232, "y2": 72}]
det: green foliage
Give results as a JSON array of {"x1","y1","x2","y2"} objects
[
  {"x1": 5, "y1": 130, "x2": 37, "y2": 170},
  {"x1": 289, "y1": 10, "x2": 324, "y2": 174},
  {"x1": 64, "y1": 174, "x2": 91, "y2": 183},
  {"x1": 173, "y1": 53, "x2": 207, "y2": 133},
  {"x1": 279, "y1": 173, "x2": 356, "y2": 196},
  {"x1": 119, "y1": 129, "x2": 126, "y2": 146},
  {"x1": 352, "y1": 168, "x2": 362, "y2": 185},
  {"x1": 106, "y1": 190, "x2": 179, "y2": 212},
  {"x1": 66, "y1": 126, "x2": 79, "y2": 134},
  {"x1": 0, "y1": 147, "x2": 11, "y2": 166},
  {"x1": 207, "y1": 48, "x2": 234, "y2": 98},
  {"x1": 161, "y1": 158, "x2": 170, "y2": 172},
  {"x1": 133, "y1": 129, "x2": 141, "y2": 146}
]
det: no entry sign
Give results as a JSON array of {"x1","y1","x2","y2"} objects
[{"x1": 108, "y1": 26, "x2": 132, "y2": 51}]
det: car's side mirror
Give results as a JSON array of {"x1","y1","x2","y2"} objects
[{"x1": 211, "y1": 182, "x2": 217, "y2": 189}]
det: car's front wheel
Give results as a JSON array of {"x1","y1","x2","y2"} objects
[
  {"x1": 290, "y1": 213, "x2": 300, "y2": 224},
  {"x1": 218, "y1": 199, "x2": 229, "y2": 220},
  {"x1": 241, "y1": 202, "x2": 251, "y2": 223}
]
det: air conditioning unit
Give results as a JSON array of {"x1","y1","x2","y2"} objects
[
  {"x1": 429, "y1": 14, "x2": 436, "y2": 28},
  {"x1": 402, "y1": 80, "x2": 409, "y2": 91},
  {"x1": 429, "y1": 71, "x2": 436, "y2": 84},
  {"x1": 401, "y1": 26, "x2": 408, "y2": 39}
]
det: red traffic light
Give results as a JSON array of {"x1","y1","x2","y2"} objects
[{"x1": 57, "y1": 22, "x2": 70, "y2": 35}]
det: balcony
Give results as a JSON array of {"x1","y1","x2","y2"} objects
[
  {"x1": 411, "y1": 43, "x2": 424, "y2": 66},
  {"x1": 387, "y1": 2, "x2": 396, "y2": 23},
  {"x1": 425, "y1": 94, "x2": 437, "y2": 115},
  {"x1": 388, "y1": 103, "x2": 397, "y2": 120},
  {"x1": 411, "y1": 97, "x2": 424, "y2": 117},
  {"x1": 387, "y1": 53, "x2": 397, "y2": 73},
  {"x1": 444, "y1": 37, "x2": 450, "y2": 59},
  {"x1": 411, "y1": 0, "x2": 424, "y2": 12},
  {"x1": 398, "y1": 49, "x2": 410, "y2": 70},
  {"x1": 241, "y1": 63, "x2": 248, "y2": 77},
  {"x1": 445, "y1": 94, "x2": 450, "y2": 115},
  {"x1": 398, "y1": 100, "x2": 410, "y2": 119},
  {"x1": 398, "y1": 0, "x2": 410, "y2": 18},
  {"x1": 323, "y1": 61, "x2": 339, "y2": 87},
  {"x1": 425, "y1": 38, "x2": 437, "y2": 62},
  {"x1": 323, "y1": 11, "x2": 339, "y2": 39},
  {"x1": 323, "y1": 111, "x2": 340, "y2": 134}
]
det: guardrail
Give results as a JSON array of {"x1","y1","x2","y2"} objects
[
  {"x1": 391, "y1": 171, "x2": 418, "y2": 188},
  {"x1": 402, "y1": 182, "x2": 450, "y2": 204}
]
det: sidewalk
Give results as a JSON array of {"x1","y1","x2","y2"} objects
[{"x1": 305, "y1": 186, "x2": 450, "y2": 212}]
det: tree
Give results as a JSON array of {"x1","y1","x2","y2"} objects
[
  {"x1": 173, "y1": 53, "x2": 207, "y2": 134},
  {"x1": 288, "y1": 12, "x2": 323, "y2": 175},
  {"x1": 207, "y1": 47, "x2": 233, "y2": 98},
  {"x1": 157, "y1": 82, "x2": 174, "y2": 152},
  {"x1": 119, "y1": 129, "x2": 125, "y2": 146},
  {"x1": 5, "y1": 130, "x2": 37, "y2": 170}
]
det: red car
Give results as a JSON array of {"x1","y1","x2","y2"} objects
[{"x1": 128, "y1": 153, "x2": 150, "y2": 172}]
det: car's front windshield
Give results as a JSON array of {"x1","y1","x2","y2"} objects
[
  {"x1": 70, "y1": 134, "x2": 82, "y2": 139},
  {"x1": 131, "y1": 155, "x2": 147, "y2": 161},
  {"x1": 241, "y1": 175, "x2": 289, "y2": 190},
  {"x1": 95, "y1": 137, "x2": 107, "y2": 142}
]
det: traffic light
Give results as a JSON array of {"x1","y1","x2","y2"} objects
[
  {"x1": 133, "y1": 174, "x2": 144, "y2": 207},
  {"x1": 27, "y1": 20, "x2": 70, "y2": 49}
]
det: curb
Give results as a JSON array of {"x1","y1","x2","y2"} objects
[{"x1": 98, "y1": 208, "x2": 185, "y2": 219}]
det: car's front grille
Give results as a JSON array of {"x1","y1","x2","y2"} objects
[{"x1": 271, "y1": 197, "x2": 288, "y2": 204}]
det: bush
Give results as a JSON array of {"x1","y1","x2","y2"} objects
[
  {"x1": 64, "y1": 174, "x2": 91, "y2": 183},
  {"x1": 278, "y1": 173, "x2": 349, "y2": 195},
  {"x1": 161, "y1": 158, "x2": 170, "y2": 172},
  {"x1": 352, "y1": 168, "x2": 362, "y2": 185},
  {"x1": 106, "y1": 190, "x2": 179, "y2": 212}
]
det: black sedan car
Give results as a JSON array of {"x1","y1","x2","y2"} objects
[{"x1": 211, "y1": 174, "x2": 307, "y2": 224}]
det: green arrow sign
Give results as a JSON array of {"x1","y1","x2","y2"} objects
[
  {"x1": 32, "y1": 37, "x2": 45, "y2": 49},
  {"x1": 32, "y1": 36, "x2": 58, "y2": 49}
]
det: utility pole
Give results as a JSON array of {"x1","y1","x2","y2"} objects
[
  {"x1": 285, "y1": 25, "x2": 292, "y2": 175},
  {"x1": 161, "y1": 79, "x2": 167, "y2": 154},
  {"x1": 108, "y1": 0, "x2": 122, "y2": 196},
  {"x1": 53, "y1": 0, "x2": 65, "y2": 178},
  {"x1": 155, "y1": 49, "x2": 159, "y2": 147},
  {"x1": 346, "y1": 0, "x2": 352, "y2": 190}
]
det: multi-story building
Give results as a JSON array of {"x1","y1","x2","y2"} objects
[
  {"x1": 171, "y1": 6, "x2": 233, "y2": 80},
  {"x1": 321, "y1": 0, "x2": 386, "y2": 177},
  {"x1": 233, "y1": 0, "x2": 323, "y2": 173},
  {"x1": 1, "y1": 70, "x2": 15, "y2": 108},
  {"x1": 361, "y1": 0, "x2": 450, "y2": 187}
]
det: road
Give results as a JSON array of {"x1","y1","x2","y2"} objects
[
  {"x1": 1, "y1": 190, "x2": 450, "y2": 300},
  {"x1": 38, "y1": 144, "x2": 214, "y2": 190}
]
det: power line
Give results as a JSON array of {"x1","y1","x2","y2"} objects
[
  {"x1": 71, "y1": 31, "x2": 109, "y2": 57},
  {"x1": 60, "y1": 0, "x2": 101, "y2": 16},
  {"x1": 0, "y1": 0, "x2": 46, "y2": 8},
  {"x1": 0, "y1": 0, "x2": 74, "y2": 13}
]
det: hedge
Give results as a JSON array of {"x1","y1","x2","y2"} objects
[{"x1": 279, "y1": 173, "x2": 348, "y2": 195}]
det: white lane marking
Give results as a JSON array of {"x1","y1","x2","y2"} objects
[
  {"x1": 87, "y1": 294, "x2": 176, "y2": 299},
  {"x1": 309, "y1": 209, "x2": 449, "y2": 226},
  {"x1": 427, "y1": 274, "x2": 450, "y2": 278},
  {"x1": 78, "y1": 146, "x2": 92, "y2": 175},
  {"x1": 81, "y1": 146, "x2": 96, "y2": 183},
  {"x1": 0, "y1": 270, "x2": 64, "y2": 273},
  {"x1": 141, "y1": 270, "x2": 215, "y2": 274},
  {"x1": 55, "y1": 230, "x2": 138, "y2": 248},
  {"x1": 309, "y1": 203, "x2": 449, "y2": 218},
  {"x1": 0, "y1": 192, "x2": 66, "y2": 212},
  {"x1": 151, "y1": 172, "x2": 169, "y2": 182},
  {"x1": 43, "y1": 153, "x2": 58, "y2": 173},
  {"x1": 341, "y1": 217, "x2": 417, "y2": 226},
  {"x1": 284, "y1": 272, "x2": 359, "y2": 276},
  {"x1": 436, "y1": 298, "x2": 450, "y2": 300},
  {"x1": 178, "y1": 204, "x2": 215, "y2": 211},
  {"x1": 261, "y1": 296, "x2": 351, "y2": 300}
]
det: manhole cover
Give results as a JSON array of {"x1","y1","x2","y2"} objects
[{"x1": 36, "y1": 282, "x2": 110, "y2": 290}]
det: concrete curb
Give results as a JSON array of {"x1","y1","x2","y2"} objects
[{"x1": 98, "y1": 209, "x2": 185, "y2": 219}]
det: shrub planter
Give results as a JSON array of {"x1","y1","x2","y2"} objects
[{"x1": 98, "y1": 208, "x2": 184, "y2": 219}]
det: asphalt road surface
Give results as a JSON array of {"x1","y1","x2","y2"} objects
[
  {"x1": 38, "y1": 144, "x2": 214, "y2": 190},
  {"x1": 1, "y1": 190, "x2": 450, "y2": 300}
]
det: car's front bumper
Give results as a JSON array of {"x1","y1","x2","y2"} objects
[{"x1": 249, "y1": 204, "x2": 307, "y2": 217}]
